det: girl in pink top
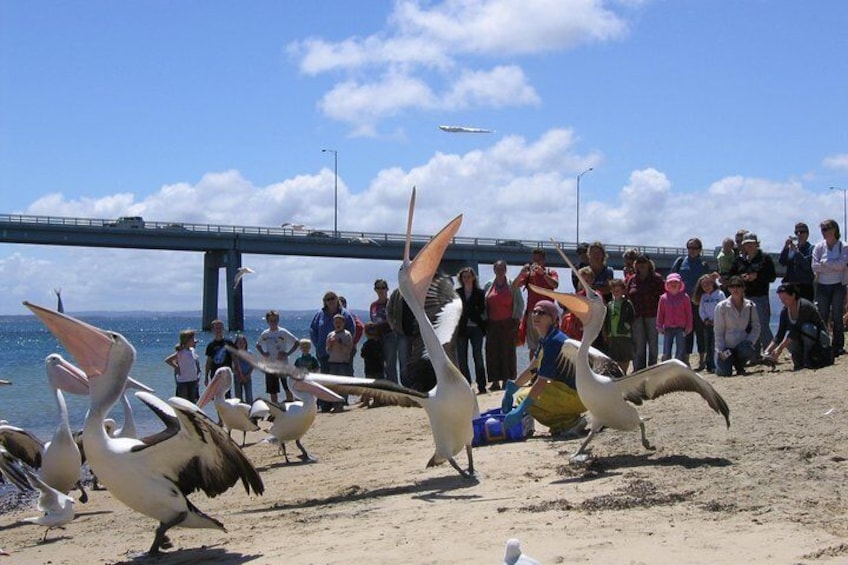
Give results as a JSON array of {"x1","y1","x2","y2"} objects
[{"x1": 656, "y1": 273, "x2": 693, "y2": 363}]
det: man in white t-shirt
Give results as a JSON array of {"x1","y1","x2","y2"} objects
[{"x1": 256, "y1": 310, "x2": 299, "y2": 402}]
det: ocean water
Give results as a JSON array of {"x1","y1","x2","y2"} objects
[{"x1": 0, "y1": 311, "x2": 327, "y2": 443}]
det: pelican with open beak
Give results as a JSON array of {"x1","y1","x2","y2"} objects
[
  {"x1": 197, "y1": 367, "x2": 264, "y2": 446},
  {"x1": 528, "y1": 246, "x2": 730, "y2": 463},
  {"x1": 23, "y1": 301, "x2": 264, "y2": 556}
]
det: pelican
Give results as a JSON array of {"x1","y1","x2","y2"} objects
[
  {"x1": 226, "y1": 361, "x2": 343, "y2": 462},
  {"x1": 23, "y1": 301, "x2": 264, "y2": 556},
  {"x1": 528, "y1": 249, "x2": 730, "y2": 463},
  {"x1": 21, "y1": 466, "x2": 76, "y2": 542},
  {"x1": 233, "y1": 267, "x2": 255, "y2": 290},
  {"x1": 42, "y1": 355, "x2": 91, "y2": 502},
  {"x1": 0, "y1": 444, "x2": 32, "y2": 492},
  {"x1": 197, "y1": 367, "x2": 263, "y2": 446},
  {"x1": 290, "y1": 189, "x2": 479, "y2": 477}
]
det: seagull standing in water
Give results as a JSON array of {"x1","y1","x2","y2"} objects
[{"x1": 528, "y1": 246, "x2": 730, "y2": 463}]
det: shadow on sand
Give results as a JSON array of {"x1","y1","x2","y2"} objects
[{"x1": 241, "y1": 473, "x2": 481, "y2": 515}]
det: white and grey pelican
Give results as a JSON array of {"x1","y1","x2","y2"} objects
[
  {"x1": 0, "y1": 355, "x2": 91, "y2": 502},
  {"x1": 23, "y1": 301, "x2": 265, "y2": 556},
  {"x1": 291, "y1": 189, "x2": 480, "y2": 477},
  {"x1": 528, "y1": 251, "x2": 730, "y2": 462},
  {"x1": 197, "y1": 367, "x2": 262, "y2": 446},
  {"x1": 0, "y1": 444, "x2": 32, "y2": 492},
  {"x1": 230, "y1": 364, "x2": 344, "y2": 462},
  {"x1": 42, "y1": 354, "x2": 91, "y2": 502},
  {"x1": 21, "y1": 465, "x2": 76, "y2": 542}
]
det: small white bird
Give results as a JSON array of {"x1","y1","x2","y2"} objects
[
  {"x1": 439, "y1": 125, "x2": 495, "y2": 133},
  {"x1": 503, "y1": 538, "x2": 541, "y2": 565},
  {"x1": 281, "y1": 223, "x2": 309, "y2": 231},
  {"x1": 233, "y1": 267, "x2": 255, "y2": 290},
  {"x1": 0, "y1": 379, "x2": 10, "y2": 386},
  {"x1": 22, "y1": 467, "x2": 76, "y2": 542}
]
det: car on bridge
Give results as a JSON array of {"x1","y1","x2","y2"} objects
[
  {"x1": 108, "y1": 216, "x2": 145, "y2": 228},
  {"x1": 496, "y1": 239, "x2": 528, "y2": 248}
]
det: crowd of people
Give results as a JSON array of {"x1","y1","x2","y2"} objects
[{"x1": 164, "y1": 220, "x2": 846, "y2": 433}]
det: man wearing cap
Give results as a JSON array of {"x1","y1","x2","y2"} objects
[
  {"x1": 729, "y1": 233, "x2": 776, "y2": 357},
  {"x1": 501, "y1": 300, "x2": 587, "y2": 437}
]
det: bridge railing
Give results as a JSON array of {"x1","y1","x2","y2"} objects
[{"x1": 0, "y1": 213, "x2": 687, "y2": 258}]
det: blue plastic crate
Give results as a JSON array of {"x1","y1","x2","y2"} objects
[{"x1": 472, "y1": 408, "x2": 534, "y2": 447}]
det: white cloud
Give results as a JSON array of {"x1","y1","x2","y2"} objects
[
  {"x1": 823, "y1": 153, "x2": 848, "y2": 171},
  {"x1": 2, "y1": 128, "x2": 835, "y2": 315},
  {"x1": 289, "y1": 0, "x2": 633, "y2": 132}
]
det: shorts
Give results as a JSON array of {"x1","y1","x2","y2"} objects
[{"x1": 265, "y1": 373, "x2": 281, "y2": 394}]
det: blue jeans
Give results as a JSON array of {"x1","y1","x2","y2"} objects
[
  {"x1": 702, "y1": 323, "x2": 716, "y2": 371},
  {"x1": 457, "y1": 325, "x2": 487, "y2": 390},
  {"x1": 381, "y1": 331, "x2": 399, "y2": 384},
  {"x1": 749, "y1": 295, "x2": 773, "y2": 354},
  {"x1": 662, "y1": 327, "x2": 686, "y2": 362},
  {"x1": 632, "y1": 316, "x2": 658, "y2": 370},
  {"x1": 715, "y1": 339, "x2": 756, "y2": 376},
  {"x1": 815, "y1": 282, "x2": 845, "y2": 352},
  {"x1": 234, "y1": 377, "x2": 253, "y2": 404}
]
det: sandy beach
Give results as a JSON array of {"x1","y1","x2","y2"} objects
[{"x1": 1, "y1": 355, "x2": 847, "y2": 564}]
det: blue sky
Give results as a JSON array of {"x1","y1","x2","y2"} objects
[{"x1": 1, "y1": 0, "x2": 847, "y2": 316}]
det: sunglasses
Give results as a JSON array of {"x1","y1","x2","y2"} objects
[
  {"x1": 374, "y1": 286, "x2": 388, "y2": 290},
  {"x1": 324, "y1": 297, "x2": 338, "y2": 302},
  {"x1": 795, "y1": 230, "x2": 808, "y2": 235},
  {"x1": 687, "y1": 246, "x2": 701, "y2": 250},
  {"x1": 531, "y1": 309, "x2": 550, "y2": 317},
  {"x1": 822, "y1": 227, "x2": 834, "y2": 232}
]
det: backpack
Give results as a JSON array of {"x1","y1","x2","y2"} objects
[{"x1": 802, "y1": 322, "x2": 833, "y2": 369}]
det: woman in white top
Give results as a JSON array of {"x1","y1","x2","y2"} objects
[{"x1": 811, "y1": 218, "x2": 848, "y2": 356}]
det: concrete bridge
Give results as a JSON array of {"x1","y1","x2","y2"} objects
[{"x1": 0, "y1": 213, "x2": 760, "y2": 330}]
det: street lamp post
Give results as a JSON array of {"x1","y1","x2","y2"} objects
[
  {"x1": 576, "y1": 167, "x2": 594, "y2": 244},
  {"x1": 322, "y1": 148, "x2": 338, "y2": 235},
  {"x1": 831, "y1": 186, "x2": 847, "y2": 235}
]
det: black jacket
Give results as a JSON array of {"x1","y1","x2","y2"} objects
[{"x1": 456, "y1": 286, "x2": 487, "y2": 335}]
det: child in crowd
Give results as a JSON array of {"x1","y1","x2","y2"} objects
[
  {"x1": 694, "y1": 274, "x2": 724, "y2": 373},
  {"x1": 232, "y1": 333, "x2": 254, "y2": 403},
  {"x1": 256, "y1": 310, "x2": 299, "y2": 403},
  {"x1": 656, "y1": 273, "x2": 693, "y2": 363},
  {"x1": 294, "y1": 338, "x2": 320, "y2": 373},
  {"x1": 604, "y1": 278, "x2": 635, "y2": 374},
  {"x1": 325, "y1": 314, "x2": 353, "y2": 413},
  {"x1": 716, "y1": 237, "x2": 736, "y2": 281},
  {"x1": 358, "y1": 323, "x2": 385, "y2": 408},
  {"x1": 165, "y1": 329, "x2": 202, "y2": 403}
]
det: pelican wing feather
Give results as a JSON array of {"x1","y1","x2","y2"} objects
[
  {"x1": 613, "y1": 360, "x2": 730, "y2": 427},
  {"x1": 131, "y1": 392, "x2": 264, "y2": 497},
  {"x1": 0, "y1": 425, "x2": 44, "y2": 469},
  {"x1": 0, "y1": 445, "x2": 34, "y2": 492}
]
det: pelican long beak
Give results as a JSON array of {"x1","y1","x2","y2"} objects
[
  {"x1": 46, "y1": 355, "x2": 91, "y2": 396},
  {"x1": 402, "y1": 187, "x2": 463, "y2": 306},
  {"x1": 125, "y1": 377, "x2": 154, "y2": 393},
  {"x1": 528, "y1": 285, "x2": 594, "y2": 325},
  {"x1": 291, "y1": 378, "x2": 344, "y2": 403},
  {"x1": 24, "y1": 301, "x2": 114, "y2": 378},
  {"x1": 197, "y1": 368, "x2": 232, "y2": 408}
]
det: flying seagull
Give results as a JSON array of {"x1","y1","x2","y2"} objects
[
  {"x1": 438, "y1": 125, "x2": 494, "y2": 133},
  {"x1": 233, "y1": 267, "x2": 255, "y2": 290}
]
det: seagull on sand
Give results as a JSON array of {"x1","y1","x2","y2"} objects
[
  {"x1": 22, "y1": 466, "x2": 76, "y2": 542},
  {"x1": 233, "y1": 267, "x2": 255, "y2": 289},
  {"x1": 528, "y1": 245, "x2": 730, "y2": 463},
  {"x1": 503, "y1": 538, "x2": 541, "y2": 565}
]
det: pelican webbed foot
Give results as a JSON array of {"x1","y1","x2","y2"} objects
[
  {"x1": 76, "y1": 481, "x2": 88, "y2": 503},
  {"x1": 149, "y1": 512, "x2": 185, "y2": 555},
  {"x1": 639, "y1": 421, "x2": 656, "y2": 451},
  {"x1": 296, "y1": 440, "x2": 316, "y2": 463}
]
